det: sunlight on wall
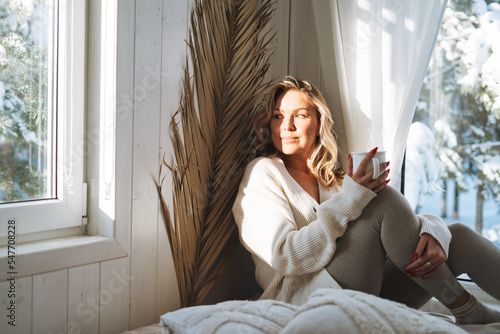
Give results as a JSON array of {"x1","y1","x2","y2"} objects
[{"x1": 99, "y1": 0, "x2": 117, "y2": 222}]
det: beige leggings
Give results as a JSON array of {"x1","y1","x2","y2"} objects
[{"x1": 326, "y1": 186, "x2": 500, "y2": 308}]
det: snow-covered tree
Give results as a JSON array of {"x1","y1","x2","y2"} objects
[
  {"x1": 459, "y1": 0, "x2": 500, "y2": 231},
  {"x1": 0, "y1": 0, "x2": 49, "y2": 201},
  {"x1": 413, "y1": 2, "x2": 474, "y2": 217},
  {"x1": 405, "y1": 122, "x2": 441, "y2": 213},
  {"x1": 412, "y1": 0, "x2": 500, "y2": 232}
]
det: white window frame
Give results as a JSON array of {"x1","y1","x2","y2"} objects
[
  {"x1": 0, "y1": 0, "x2": 85, "y2": 245},
  {"x1": 0, "y1": 0, "x2": 126, "y2": 280}
]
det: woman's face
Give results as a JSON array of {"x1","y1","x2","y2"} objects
[{"x1": 270, "y1": 90, "x2": 320, "y2": 160}]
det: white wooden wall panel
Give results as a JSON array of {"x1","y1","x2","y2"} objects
[
  {"x1": 1, "y1": 276, "x2": 32, "y2": 334},
  {"x1": 130, "y1": 0, "x2": 163, "y2": 329},
  {"x1": 32, "y1": 269, "x2": 68, "y2": 334},
  {"x1": 115, "y1": 0, "x2": 135, "y2": 254},
  {"x1": 68, "y1": 263, "x2": 100, "y2": 334},
  {"x1": 106, "y1": 1, "x2": 135, "y2": 332},
  {"x1": 156, "y1": 0, "x2": 190, "y2": 316},
  {"x1": 100, "y1": 258, "x2": 132, "y2": 334}
]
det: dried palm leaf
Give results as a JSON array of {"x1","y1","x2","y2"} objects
[{"x1": 158, "y1": 0, "x2": 275, "y2": 307}]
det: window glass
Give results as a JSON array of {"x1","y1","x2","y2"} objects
[
  {"x1": 405, "y1": 0, "x2": 500, "y2": 249},
  {"x1": 0, "y1": 0, "x2": 55, "y2": 203}
]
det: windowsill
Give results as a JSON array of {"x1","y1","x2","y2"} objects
[{"x1": 0, "y1": 235, "x2": 128, "y2": 280}]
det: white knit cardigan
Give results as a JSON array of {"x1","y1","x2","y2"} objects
[{"x1": 232, "y1": 157, "x2": 452, "y2": 305}]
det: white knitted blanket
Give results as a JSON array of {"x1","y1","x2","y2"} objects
[
  {"x1": 158, "y1": 288, "x2": 467, "y2": 334},
  {"x1": 159, "y1": 299, "x2": 297, "y2": 334},
  {"x1": 288, "y1": 289, "x2": 467, "y2": 334}
]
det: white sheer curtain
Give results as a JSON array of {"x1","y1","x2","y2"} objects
[{"x1": 312, "y1": 0, "x2": 447, "y2": 185}]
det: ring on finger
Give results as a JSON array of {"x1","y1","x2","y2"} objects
[{"x1": 425, "y1": 261, "x2": 432, "y2": 267}]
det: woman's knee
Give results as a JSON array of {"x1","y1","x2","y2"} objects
[
  {"x1": 364, "y1": 186, "x2": 420, "y2": 237},
  {"x1": 372, "y1": 185, "x2": 415, "y2": 214},
  {"x1": 447, "y1": 222, "x2": 481, "y2": 276},
  {"x1": 378, "y1": 186, "x2": 409, "y2": 203},
  {"x1": 449, "y1": 222, "x2": 477, "y2": 240},
  {"x1": 379, "y1": 185, "x2": 401, "y2": 198}
]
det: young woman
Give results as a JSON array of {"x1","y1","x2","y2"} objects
[{"x1": 232, "y1": 76, "x2": 500, "y2": 324}]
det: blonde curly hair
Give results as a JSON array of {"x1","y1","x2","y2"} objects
[{"x1": 253, "y1": 76, "x2": 344, "y2": 188}]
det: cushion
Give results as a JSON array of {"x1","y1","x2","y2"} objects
[
  {"x1": 158, "y1": 289, "x2": 471, "y2": 334},
  {"x1": 280, "y1": 304, "x2": 362, "y2": 334},
  {"x1": 158, "y1": 299, "x2": 297, "y2": 334},
  {"x1": 281, "y1": 289, "x2": 467, "y2": 334}
]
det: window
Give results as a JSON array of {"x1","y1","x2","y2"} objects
[
  {"x1": 404, "y1": 0, "x2": 500, "y2": 251},
  {"x1": 0, "y1": 0, "x2": 123, "y2": 278},
  {"x1": 0, "y1": 0, "x2": 86, "y2": 245},
  {"x1": 0, "y1": 0, "x2": 55, "y2": 203}
]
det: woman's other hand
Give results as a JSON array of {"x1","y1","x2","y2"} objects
[
  {"x1": 347, "y1": 147, "x2": 390, "y2": 193},
  {"x1": 404, "y1": 233, "x2": 447, "y2": 280}
]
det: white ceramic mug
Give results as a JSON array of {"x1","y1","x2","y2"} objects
[{"x1": 351, "y1": 150, "x2": 386, "y2": 179}]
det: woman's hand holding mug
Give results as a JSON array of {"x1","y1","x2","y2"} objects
[{"x1": 347, "y1": 147, "x2": 390, "y2": 193}]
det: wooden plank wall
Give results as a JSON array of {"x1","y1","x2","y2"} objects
[{"x1": 0, "y1": 1, "x2": 336, "y2": 333}]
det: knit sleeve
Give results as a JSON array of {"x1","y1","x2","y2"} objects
[
  {"x1": 417, "y1": 213, "x2": 452, "y2": 257},
  {"x1": 232, "y1": 158, "x2": 376, "y2": 276}
]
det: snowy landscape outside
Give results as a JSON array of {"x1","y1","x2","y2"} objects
[
  {"x1": 0, "y1": 0, "x2": 52, "y2": 202},
  {"x1": 405, "y1": 0, "x2": 500, "y2": 248}
]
